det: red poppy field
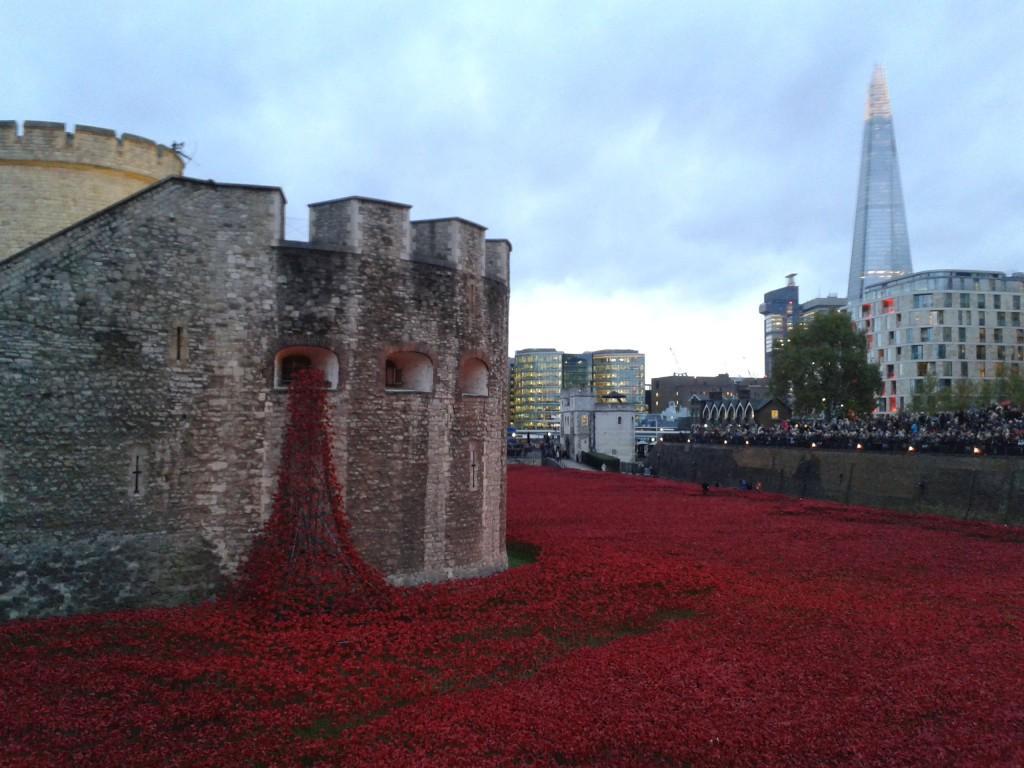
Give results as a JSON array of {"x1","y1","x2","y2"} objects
[{"x1": 3, "y1": 466, "x2": 1023, "y2": 767}]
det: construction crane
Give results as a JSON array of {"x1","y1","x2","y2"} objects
[{"x1": 668, "y1": 346, "x2": 684, "y2": 376}]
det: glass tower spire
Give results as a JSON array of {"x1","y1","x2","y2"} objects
[{"x1": 847, "y1": 66, "x2": 913, "y2": 303}]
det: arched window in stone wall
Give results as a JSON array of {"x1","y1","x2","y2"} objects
[
  {"x1": 385, "y1": 351, "x2": 434, "y2": 393},
  {"x1": 274, "y1": 346, "x2": 340, "y2": 389},
  {"x1": 458, "y1": 357, "x2": 489, "y2": 396}
]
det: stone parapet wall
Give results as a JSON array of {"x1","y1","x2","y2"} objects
[
  {"x1": 649, "y1": 443, "x2": 1024, "y2": 524},
  {"x1": 0, "y1": 121, "x2": 185, "y2": 260},
  {"x1": 309, "y1": 196, "x2": 510, "y2": 285}
]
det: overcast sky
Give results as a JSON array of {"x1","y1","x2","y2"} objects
[{"x1": 4, "y1": 1, "x2": 1022, "y2": 379}]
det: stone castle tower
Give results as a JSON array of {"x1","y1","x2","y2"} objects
[
  {"x1": 0, "y1": 166, "x2": 510, "y2": 620},
  {"x1": 0, "y1": 121, "x2": 184, "y2": 260}
]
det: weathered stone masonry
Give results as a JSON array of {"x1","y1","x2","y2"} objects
[{"x1": 0, "y1": 177, "x2": 510, "y2": 620}]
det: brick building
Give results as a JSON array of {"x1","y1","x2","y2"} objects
[
  {"x1": 0, "y1": 174, "x2": 511, "y2": 620},
  {"x1": 649, "y1": 373, "x2": 769, "y2": 414}
]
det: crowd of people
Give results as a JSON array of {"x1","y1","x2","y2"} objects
[
  {"x1": 686, "y1": 405, "x2": 1024, "y2": 455},
  {"x1": 507, "y1": 433, "x2": 564, "y2": 460}
]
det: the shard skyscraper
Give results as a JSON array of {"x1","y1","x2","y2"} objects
[{"x1": 847, "y1": 66, "x2": 912, "y2": 303}]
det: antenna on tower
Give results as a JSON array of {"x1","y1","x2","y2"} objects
[{"x1": 171, "y1": 141, "x2": 194, "y2": 166}]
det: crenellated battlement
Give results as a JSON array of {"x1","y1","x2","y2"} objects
[
  {"x1": 0, "y1": 120, "x2": 184, "y2": 180},
  {"x1": 0, "y1": 121, "x2": 186, "y2": 260},
  {"x1": 308, "y1": 196, "x2": 509, "y2": 285},
  {"x1": 484, "y1": 238, "x2": 511, "y2": 284}
]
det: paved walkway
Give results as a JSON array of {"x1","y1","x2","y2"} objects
[{"x1": 551, "y1": 458, "x2": 597, "y2": 472}]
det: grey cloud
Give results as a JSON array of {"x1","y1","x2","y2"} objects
[{"x1": 4, "y1": 0, "x2": 1023, "y2": 374}]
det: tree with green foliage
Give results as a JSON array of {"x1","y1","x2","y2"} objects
[
  {"x1": 913, "y1": 372, "x2": 1024, "y2": 414},
  {"x1": 911, "y1": 374, "x2": 940, "y2": 414},
  {"x1": 998, "y1": 368, "x2": 1024, "y2": 407},
  {"x1": 769, "y1": 311, "x2": 881, "y2": 418},
  {"x1": 946, "y1": 380, "x2": 970, "y2": 411},
  {"x1": 976, "y1": 378, "x2": 997, "y2": 408},
  {"x1": 934, "y1": 380, "x2": 959, "y2": 413}
]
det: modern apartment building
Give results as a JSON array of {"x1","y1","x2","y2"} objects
[{"x1": 854, "y1": 270, "x2": 1024, "y2": 412}]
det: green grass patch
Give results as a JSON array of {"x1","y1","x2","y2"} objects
[{"x1": 506, "y1": 540, "x2": 541, "y2": 568}]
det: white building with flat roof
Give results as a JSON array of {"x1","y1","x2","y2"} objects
[{"x1": 560, "y1": 391, "x2": 636, "y2": 464}]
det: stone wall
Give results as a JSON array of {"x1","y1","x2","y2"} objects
[
  {"x1": 0, "y1": 121, "x2": 184, "y2": 260},
  {"x1": 0, "y1": 177, "x2": 509, "y2": 620},
  {"x1": 649, "y1": 443, "x2": 1024, "y2": 524}
]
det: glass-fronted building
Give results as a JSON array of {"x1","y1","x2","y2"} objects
[
  {"x1": 511, "y1": 348, "x2": 647, "y2": 429},
  {"x1": 590, "y1": 350, "x2": 646, "y2": 412},
  {"x1": 854, "y1": 270, "x2": 1024, "y2": 412},
  {"x1": 847, "y1": 66, "x2": 913, "y2": 303},
  {"x1": 510, "y1": 348, "x2": 563, "y2": 430},
  {"x1": 759, "y1": 280, "x2": 800, "y2": 378},
  {"x1": 760, "y1": 275, "x2": 847, "y2": 378},
  {"x1": 561, "y1": 353, "x2": 592, "y2": 392}
]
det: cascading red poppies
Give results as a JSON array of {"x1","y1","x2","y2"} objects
[
  {"x1": 230, "y1": 366, "x2": 392, "y2": 616},
  {"x1": 1, "y1": 467, "x2": 1023, "y2": 767}
]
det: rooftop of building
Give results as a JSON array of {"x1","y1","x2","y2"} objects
[
  {"x1": 801, "y1": 296, "x2": 847, "y2": 309},
  {"x1": 863, "y1": 269, "x2": 1024, "y2": 297}
]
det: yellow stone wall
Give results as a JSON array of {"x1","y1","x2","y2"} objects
[{"x1": 0, "y1": 121, "x2": 184, "y2": 260}]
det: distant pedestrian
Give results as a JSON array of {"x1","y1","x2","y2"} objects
[{"x1": 701, "y1": 482, "x2": 709, "y2": 495}]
